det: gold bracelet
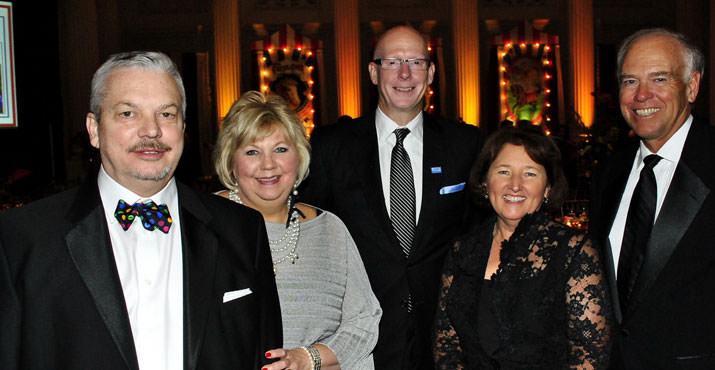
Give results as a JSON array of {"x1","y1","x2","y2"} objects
[
  {"x1": 301, "y1": 346, "x2": 315, "y2": 370},
  {"x1": 303, "y1": 345, "x2": 321, "y2": 370}
]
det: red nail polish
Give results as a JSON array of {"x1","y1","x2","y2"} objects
[
  {"x1": 265, "y1": 352, "x2": 272, "y2": 358},
  {"x1": 262, "y1": 368, "x2": 268, "y2": 370}
]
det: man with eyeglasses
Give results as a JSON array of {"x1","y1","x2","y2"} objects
[{"x1": 302, "y1": 25, "x2": 482, "y2": 370}]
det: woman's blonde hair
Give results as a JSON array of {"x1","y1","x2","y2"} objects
[{"x1": 214, "y1": 91, "x2": 310, "y2": 191}]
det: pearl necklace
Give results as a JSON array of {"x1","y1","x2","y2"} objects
[{"x1": 228, "y1": 190, "x2": 300, "y2": 273}]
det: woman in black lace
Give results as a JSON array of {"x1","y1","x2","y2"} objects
[{"x1": 433, "y1": 126, "x2": 613, "y2": 369}]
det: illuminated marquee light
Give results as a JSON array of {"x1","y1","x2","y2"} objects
[
  {"x1": 497, "y1": 39, "x2": 555, "y2": 126},
  {"x1": 423, "y1": 41, "x2": 438, "y2": 115},
  {"x1": 257, "y1": 43, "x2": 317, "y2": 135}
]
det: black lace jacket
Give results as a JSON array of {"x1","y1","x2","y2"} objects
[{"x1": 434, "y1": 212, "x2": 613, "y2": 369}]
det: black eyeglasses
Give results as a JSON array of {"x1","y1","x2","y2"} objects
[{"x1": 372, "y1": 58, "x2": 430, "y2": 70}]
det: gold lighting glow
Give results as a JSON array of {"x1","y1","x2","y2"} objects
[
  {"x1": 569, "y1": 0, "x2": 595, "y2": 127},
  {"x1": 334, "y1": 0, "x2": 361, "y2": 118},
  {"x1": 213, "y1": 0, "x2": 241, "y2": 122},
  {"x1": 451, "y1": 0, "x2": 480, "y2": 125}
]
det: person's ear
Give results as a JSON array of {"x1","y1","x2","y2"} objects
[
  {"x1": 368, "y1": 62, "x2": 379, "y2": 86},
  {"x1": 86, "y1": 113, "x2": 100, "y2": 149}
]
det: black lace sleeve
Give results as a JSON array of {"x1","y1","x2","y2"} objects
[
  {"x1": 433, "y1": 240, "x2": 465, "y2": 370},
  {"x1": 565, "y1": 234, "x2": 613, "y2": 369}
]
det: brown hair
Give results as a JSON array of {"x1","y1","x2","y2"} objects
[{"x1": 469, "y1": 124, "x2": 567, "y2": 212}]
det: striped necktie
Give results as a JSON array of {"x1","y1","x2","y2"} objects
[{"x1": 390, "y1": 128, "x2": 416, "y2": 258}]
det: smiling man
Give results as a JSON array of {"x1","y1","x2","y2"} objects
[
  {"x1": 301, "y1": 26, "x2": 482, "y2": 369},
  {"x1": 0, "y1": 51, "x2": 282, "y2": 370},
  {"x1": 590, "y1": 29, "x2": 715, "y2": 369}
]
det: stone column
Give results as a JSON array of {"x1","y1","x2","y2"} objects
[
  {"x1": 568, "y1": 0, "x2": 595, "y2": 127},
  {"x1": 451, "y1": 0, "x2": 480, "y2": 126},
  {"x1": 213, "y1": 0, "x2": 241, "y2": 122},
  {"x1": 334, "y1": 0, "x2": 361, "y2": 118}
]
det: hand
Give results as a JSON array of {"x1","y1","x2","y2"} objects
[{"x1": 261, "y1": 347, "x2": 312, "y2": 370}]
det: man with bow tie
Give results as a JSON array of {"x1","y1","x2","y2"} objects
[{"x1": 0, "y1": 51, "x2": 282, "y2": 370}]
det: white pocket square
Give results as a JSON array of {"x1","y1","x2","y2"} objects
[{"x1": 223, "y1": 288, "x2": 252, "y2": 303}]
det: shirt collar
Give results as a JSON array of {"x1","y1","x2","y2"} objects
[
  {"x1": 637, "y1": 114, "x2": 692, "y2": 165},
  {"x1": 375, "y1": 107, "x2": 424, "y2": 143},
  {"x1": 97, "y1": 165, "x2": 178, "y2": 223}
]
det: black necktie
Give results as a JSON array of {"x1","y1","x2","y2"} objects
[
  {"x1": 390, "y1": 128, "x2": 416, "y2": 258},
  {"x1": 617, "y1": 154, "x2": 662, "y2": 310}
]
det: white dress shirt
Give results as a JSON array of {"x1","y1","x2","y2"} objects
[
  {"x1": 97, "y1": 167, "x2": 184, "y2": 370},
  {"x1": 376, "y1": 107, "x2": 424, "y2": 223},
  {"x1": 608, "y1": 115, "x2": 692, "y2": 272}
]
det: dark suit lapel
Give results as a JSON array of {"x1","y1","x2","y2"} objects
[
  {"x1": 597, "y1": 146, "x2": 636, "y2": 322},
  {"x1": 65, "y1": 182, "x2": 139, "y2": 370},
  {"x1": 178, "y1": 184, "x2": 218, "y2": 370},
  {"x1": 412, "y1": 114, "x2": 445, "y2": 259},
  {"x1": 627, "y1": 160, "x2": 709, "y2": 316},
  {"x1": 355, "y1": 116, "x2": 403, "y2": 254},
  {"x1": 602, "y1": 147, "x2": 637, "y2": 237}
]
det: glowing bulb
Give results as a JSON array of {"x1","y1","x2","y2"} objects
[
  {"x1": 545, "y1": 89, "x2": 551, "y2": 94},
  {"x1": 268, "y1": 48, "x2": 273, "y2": 53},
  {"x1": 520, "y1": 42, "x2": 526, "y2": 48},
  {"x1": 308, "y1": 80, "x2": 314, "y2": 85},
  {"x1": 500, "y1": 66, "x2": 506, "y2": 72},
  {"x1": 307, "y1": 51, "x2": 313, "y2": 56}
]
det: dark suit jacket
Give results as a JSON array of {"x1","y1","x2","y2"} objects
[
  {"x1": 590, "y1": 118, "x2": 715, "y2": 370},
  {"x1": 0, "y1": 179, "x2": 282, "y2": 370},
  {"x1": 301, "y1": 112, "x2": 482, "y2": 370}
]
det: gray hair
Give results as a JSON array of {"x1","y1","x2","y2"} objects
[
  {"x1": 90, "y1": 51, "x2": 186, "y2": 120},
  {"x1": 617, "y1": 28, "x2": 705, "y2": 83}
]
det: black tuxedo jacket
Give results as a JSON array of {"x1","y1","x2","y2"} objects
[
  {"x1": 0, "y1": 179, "x2": 282, "y2": 370},
  {"x1": 301, "y1": 112, "x2": 482, "y2": 370},
  {"x1": 590, "y1": 118, "x2": 715, "y2": 370}
]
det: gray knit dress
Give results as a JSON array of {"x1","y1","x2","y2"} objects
[{"x1": 265, "y1": 209, "x2": 382, "y2": 370}]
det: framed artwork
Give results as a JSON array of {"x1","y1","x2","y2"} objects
[{"x1": 0, "y1": 1, "x2": 17, "y2": 128}]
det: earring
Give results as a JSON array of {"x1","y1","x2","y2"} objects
[
  {"x1": 228, "y1": 177, "x2": 243, "y2": 204},
  {"x1": 543, "y1": 196, "x2": 549, "y2": 205}
]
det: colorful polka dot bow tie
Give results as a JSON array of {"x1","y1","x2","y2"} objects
[{"x1": 114, "y1": 199, "x2": 173, "y2": 233}]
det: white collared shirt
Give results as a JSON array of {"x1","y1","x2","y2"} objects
[
  {"x1": 608, "y1": 115, "x2": 693, "y2": 272},
  {"x1": 97, "y1": 166, "x2": 183, "y2": 370},
  {"x1": 376, "y1": 107, "x2": 424, "y2": 222}
]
